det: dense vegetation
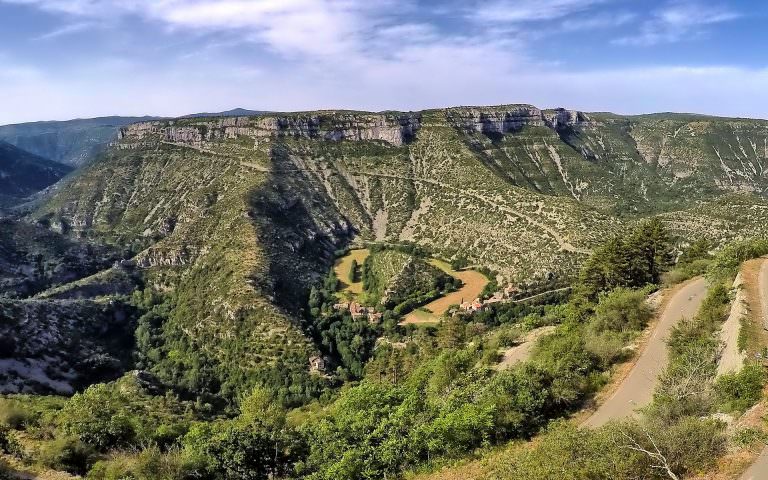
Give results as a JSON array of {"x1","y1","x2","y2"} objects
[
  {"x1": 0, "y1": 220, "x2": 686, "y2": 479},
  {"x1": 6, "y1": 106, "x2": 768, "y2": 479}
]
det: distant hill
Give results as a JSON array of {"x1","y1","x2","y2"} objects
[
  {"x1": 0, "y1": 141, "x2": 72, "y2": 205},
  {"x1": 0, "y1": 116, "x2": 159, "y2": 167},
  {"x1": 182, "y1": 108, "x2": 266, "y2": 118}
]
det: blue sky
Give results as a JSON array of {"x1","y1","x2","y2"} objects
[{"x1": 0, "y1": 0, "x2": 767, "y2": 124}]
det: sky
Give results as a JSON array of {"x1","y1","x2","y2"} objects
[{"x1": 0, "y1": 0, "x2": 767, "y2": 124}]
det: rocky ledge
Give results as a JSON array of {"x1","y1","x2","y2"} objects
[
  {"x1": 117, "y1": 106, "x2": 591, "y2": 148},
  {"x1": 119, "y1": 112, "x2": 422, "y2": 147},
  {"x1": 446, "y1": 105, "x2": 591, "y2": 134}
]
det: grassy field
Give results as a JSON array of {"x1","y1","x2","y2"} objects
[
  {"x1": 333, "y1": 248, "x2": 370, "y2": 297},
  {"x1": 402, "y1": 259, "x2": 488, "y2": 324}
]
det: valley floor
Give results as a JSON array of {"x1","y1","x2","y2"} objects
[{"x1": 402, "y1": 259, "x2": 488, "y2": 325}]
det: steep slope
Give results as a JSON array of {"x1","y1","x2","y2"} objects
[
  {"x1": 0, "y1": 141, "x2": 72, "y2": 204},
  {"x1": 569, "y1": 112, "x2": 768, "y2": 211},
  {"x1": 0, "y1": 218, "x2": 119, "y2": 298},
  {"x1": 0, "y1": 116, "x2": 156, "y2": 167},
  {"x1": 0, "y1": 298, "x2": 137, "y2": 394}
]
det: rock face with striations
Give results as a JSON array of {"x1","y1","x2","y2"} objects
[
  {"x1": 119, "y1": 112, "x2": 422, "y2": 147},
  {"x1": 444, "y1": 105, "x2": 591, "y2": 134}
]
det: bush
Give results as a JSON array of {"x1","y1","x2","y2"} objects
[
  {"x1": 589, "y1": 287, "x2": 652, "y2": 335},
  {"x1": 0, "y1": 400, "x2": 32, "y2": 430},
  {"x1": 184, "y1": 421, "x2": 304, "y2": 480},
  {"x1": 715, "y1": 364, "x2": 766, "y2": 413},
  {"x1": 87, "y1": 446, "x2": 196, "y2": 480},
  {"x1": 584, "y1": 330, "x2": 626, "y2": 367},
  {"x1": 0, "y1": 459, "x2": 13, "y2": 480},
  {"x1": 708, "y1": 238, "x2": 768, "y2": 281},
  {"x1": 38, "y1": 436, "x2": 97, "y2": 475},
  {"x1": 488, "y1": 417, "x2": 726, "y2": 480},
  {"x1": 0, "y1": 425, "x2": 21, "y2": 459}
]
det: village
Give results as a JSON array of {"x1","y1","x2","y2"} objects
[
  {"x1": 331, "y1": 283, "x2": 523, "y2": 321},
  {"x1": 458, "y1": 284, "x2": 520, "y2": 313},
  {"x1": 332, "y1": 301, "x2": 384, "y2": 324}
]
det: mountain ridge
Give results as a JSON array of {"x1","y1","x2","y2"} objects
[{"x1": 0, "y1": 141, "x2": 72, "y2": 206}]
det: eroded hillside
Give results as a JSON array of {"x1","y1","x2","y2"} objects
[{"x1": 7, "y1": 104, "x2": 768, "y2": 398}]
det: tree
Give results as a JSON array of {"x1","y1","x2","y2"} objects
[
  {"x1": 589, "y1": 288, "x2": 652, "y2": 334},
  {"x1": 184, "y1": 390, "x2": 305, "y2": 480},
  {"x1": 437, "y1": 316, "x2": 465, "y2": 349},
  {"x1": 348, "y1": 259, "x2": 358, "y2": 283},
  {"x1": 576, "y1": 220, "x2": 672, "y2": 300},
  {"x1": 57, "y1": 385, "x2": 135, "y2": 451}
]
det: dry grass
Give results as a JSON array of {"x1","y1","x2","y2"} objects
[
  {"x1": 333, "y1": 248, "x2": 370, "y2": 296},
  {"x1": 401, "y1": 259, "x2": 488, "y2": 324}
]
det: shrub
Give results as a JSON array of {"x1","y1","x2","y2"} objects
[
  {"x1": 589, "y1": 287, "x2": 652, "y2": 335},
  {"x1": 715, "y1": 364, "x2": 766, "y2": 413},
  {"x1": 584, "y1": 330, "x2": 626, "y2": 367},
  {"x1": 37, "y1": 436, "x2": 97, "y2": 475},
  {"x1": 708, "y1": 238, "x2": 768, "y2": 281},
  {"x1": 0, "y1": 401, "x2": 32, "y2": 430},
  {"x1": 87, "y1": 446, "x2": 196, "y2": 480},
  {"x1": 0, "y1": 459, "x2": 13, "y2": 480},
  {"x1": 57, "y1": 385, "x2": 136, "y2": 451},
  {"x1": 184, "y1": 421, "x2": 304, "y2": 480}
]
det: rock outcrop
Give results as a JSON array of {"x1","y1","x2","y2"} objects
[
  {"x1": 445, "y1": 105, "x2": 591, "y2": 134},
  {"x1": 119, "y1": 112, "x2": 422, "y2": 147}
]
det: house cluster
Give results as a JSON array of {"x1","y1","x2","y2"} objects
[
  {"x1": 333, "y1": 301, "x2": 383, "y2": 324},
  {"x1": 459, "y1": 285, "x2": 521, "y2": 313},
  {"x1": 309, "y1": 355, "x2": 326, "y2": 374}
]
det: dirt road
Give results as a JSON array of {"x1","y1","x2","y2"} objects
[
  {"x1": 716, "y1": 273, "x2": 747, "y2": 376},
  {"x1": 494, "y1": 326, "x2": 556, "y2": 370},
  {"x1": 583, "y1": 277, "x2": 708, "y2": 428},
  {"x1": 739, "y1": 259, "x2": 768, "y2": 480}
]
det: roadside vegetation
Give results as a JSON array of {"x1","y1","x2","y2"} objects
[{"x1": 468, "y1": 236, "x2": 768, "y2": 480}]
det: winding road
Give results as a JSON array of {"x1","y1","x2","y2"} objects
[{"x1": 583, "y1": 277, "x2": 708, "y2": 428}]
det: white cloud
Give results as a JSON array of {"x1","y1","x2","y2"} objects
[
  {"x1": 0, "y1": 0, "x2": 764, "y2": 125},
  {"x1": 615, "y1": 0, "x2": 739, "y2": 46},
  {"x1": 2, "y1": 0, "x2": 402, "y2": 57}
]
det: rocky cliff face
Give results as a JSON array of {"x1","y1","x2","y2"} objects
[
  {"x1": 119, "y1": 112, "x2": 422, "y2": 147},
  {"x1": 444, "y1": 105, "x2": 591, "y2": 134}
]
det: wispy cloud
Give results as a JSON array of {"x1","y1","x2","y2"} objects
[
  {"x1": 614, "y1": 0, "x2": 739, "y2": 46},
  {"x1": 34, "y1": 21, "x2": 95, "y2": 40},
  {"x1": 0, "y1": 0, "x2": 764, "y2": 125},
  {"x1": 2, "y1": 0, "x2": 400, "y2": 57},
  {"x1": 469, "y1": 0, "x2": 609, "y2": 24}
]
